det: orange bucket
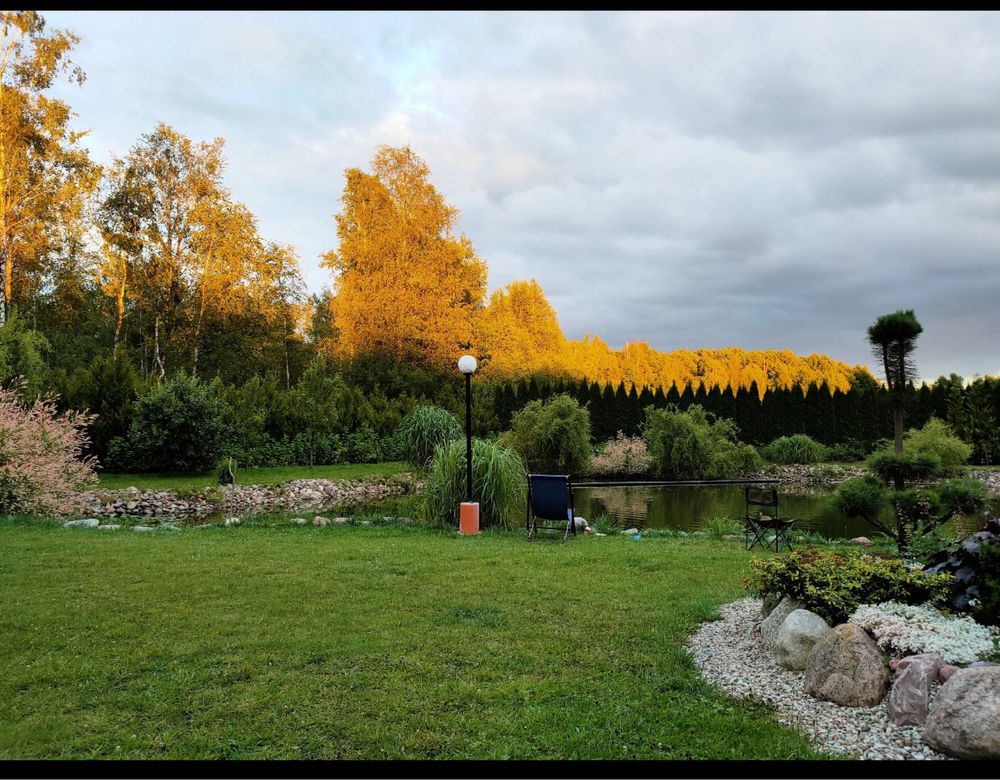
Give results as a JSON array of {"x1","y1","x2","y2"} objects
[{"x1": 459, "y1": 502, "x2": 480, "y2": 535}]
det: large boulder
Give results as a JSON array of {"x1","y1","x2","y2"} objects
[
  {"x1": 888, "y1": 653, "x2": 944, "y2": 726},
  {"x1": 923, "y1": 667, "x2": 1000, "y2": 759},
  {"x1": 775, "y1": 609, "x2": 831, "y2": 670},
  {"x1": 761, "y1": 595, "x2": 805, "y2": 651},
  {"x1": 63, "y1": 518, "x2": 99, "y2": 528},
  {"x1": 803, "y1": 623, "x2": 889, "y2": 707}
]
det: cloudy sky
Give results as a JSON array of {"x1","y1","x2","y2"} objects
[{"x1": 44, "y1": 10, "x2": 1000, "y2": 381}]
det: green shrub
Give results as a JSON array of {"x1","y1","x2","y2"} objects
[
  {"x1": 397, "y1": 405, "x2": 463, "y2": 469},
  {"x1": 642, "y1": 404, "x2": 759, "y2": 479},
  {"x1": 746, "y1": 547, "x2": 953, "y2": 625},
  {"x1": 424, "y1": 438, "x2": 527, "y2": 529},
  {"x1": 867, "y1": 450, "x2": 942, "y2": 485},
  {"x1": 126, "y1": 373, "x2": 224, "y2": 473},
  {"x1": 903, "y1": 418, "x2": 971, "y2": 473},
  {"x1": 975, "y1": 542, "x2": 1000, "y2": 627},
  {"x1": 762, "y1": 434, "x2": 830, "y2": 464},
  {"x1": 501, "y1": 393, "x2": 591, "y2": 475},
  {"x1": 345, "y1": 426, "x2": 381, "y2": 463},
  {"x1": 826, "y1": 439, "x2": 866, "y2": 462}
]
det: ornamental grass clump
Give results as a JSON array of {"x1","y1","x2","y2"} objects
[
  {"x1": 0, "y1": 381, "x2": 97, "y2": 516},
  {"x1": 761, "y1": 434, "x2": 830, "y2": 465},
  {"x1": 396, "y1": 405, "x2": 463, "y2": 470},
  {"x1": 850, "y1": 601, "x2": 1000, "y2": 665},
  {"x1": 589, "y1": 431, "x2": 652, "y2": 476},
  {"x1": 424, "y1": 438, "x2": 527, "y2": 530},
  {"x1": 746, "y1": 546, "x2": 952, "y2": 625}
]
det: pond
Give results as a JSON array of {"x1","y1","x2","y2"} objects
[{"x1": 572, "y1": 483, "x2": 998, "y2": 539}]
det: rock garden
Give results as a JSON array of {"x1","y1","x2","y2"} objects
[{"x1": 688, "y1": 520, "x2": 1000, "y2": 760}]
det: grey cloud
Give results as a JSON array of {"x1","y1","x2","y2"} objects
[{"x1": 44, "y1": 10, "x2": 1000, "y2": 379}]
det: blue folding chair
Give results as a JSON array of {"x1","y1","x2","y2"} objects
[{"x1": 526, "y1": 473, "x2": 576, "y2": 542}]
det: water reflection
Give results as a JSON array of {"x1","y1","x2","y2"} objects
[{"x1": 573, "y1": 484, "x2": 995, "y2": 539}]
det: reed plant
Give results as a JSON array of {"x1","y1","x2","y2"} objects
[{"x1": 424, "y1": 438, "x2": 527, "y2": 529}]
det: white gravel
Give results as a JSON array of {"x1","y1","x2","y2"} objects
[{"x1": 686, "y1": 598, "x2": 953, "y2": 760}]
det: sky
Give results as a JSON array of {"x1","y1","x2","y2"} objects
[{"x1": 42, "y1": 10, "x2": 1000, "y2": 381}]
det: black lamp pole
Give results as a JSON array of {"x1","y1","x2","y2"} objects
[{"x1": 465, "y1": 371, "x2": 473, "y2": 502}]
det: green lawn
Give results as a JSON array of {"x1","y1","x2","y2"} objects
[
  {"x1": 95, "y1": 461, "x2": 408, "y2": 491},
  {"x1": 0, "y1": 522, "x2": 830, "y2": 760}
]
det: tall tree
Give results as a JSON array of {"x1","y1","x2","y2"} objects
[
  {"x1": 867, "y1": 309, "x2": 923, "y2": 454},
  {"x1": 111, "y1": 123, "x2": 225, "y2": 380},
  {"x1": 0, "y1": 11, "x2": 97, "y2": 324},
  {"x1": 322, "y1": 145, "x2": 487, "y2": 369}
]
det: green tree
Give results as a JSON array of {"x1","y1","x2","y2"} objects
[{"x1": 867, "y1": 309, "x2": 923, "y2": 458}]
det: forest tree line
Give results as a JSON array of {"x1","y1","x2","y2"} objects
[{"x1": 3, "y1": 11, "x2": 997, "y2": 472}]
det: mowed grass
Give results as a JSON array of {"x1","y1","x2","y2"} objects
[
  {"x1": 0, "y1": 525, "x2": 831, "y2": 760},
  {"x1": 95, "y1": 461, "x2": 408, "y2": 491}
]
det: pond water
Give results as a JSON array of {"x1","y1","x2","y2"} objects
[{"x1": 572, "y1": 483, "x2": 997, "y2": 539}]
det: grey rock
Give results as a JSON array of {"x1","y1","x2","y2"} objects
[
  {"x1": 224, "y1": 517, "x2": 241, "y2": 527},
  {"x1": 938, "y1": 663, "x2": 960, "y2": 683},
  {"x1": 924, "y1": 667, "x2": 1000, "y2": 759},
  {"x1": 97, "y1": 524, "x2": 122, "y2": 531},
  {"x1": 888, "y1": 654, "x2": 944, "y2": 726},
  {"x1": 63, "y1": 518, "x2": 100, "y2": 528},
  {"x1": 622, "y1": 528, "x2": 639, "y2": 535},
  {"x1": 312, "y1": 516, "x2": 330, "y2": 527},
  {"x1": 290, "y1": 517, "x2": 308, "y2": 526},
  {"x1": 761, "y1": 596, "x2": 805, "y2": 651},
  {"x1": 850, "y1": 536, "x2": 872, "y2": 546},
  {"x1": 333, "y1": 517, "x2": 349, "y2": 524},
  {"x1": 133, "y1": 525, "x2": 156, "y2": 532},
  {"x1": 804, "y1": 623, "x2": 889, "y2": 707},
  {"x1": 775, "y1": 609, "x2": 831, "y2": 670},
  {"x1": 761, "y1": 592, "x2": 782, "y2": 619}
]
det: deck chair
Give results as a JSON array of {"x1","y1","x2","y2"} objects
[
  {"x1": 526, "y1": 474, "x2": 576, "y2": 542},
  {"x1": 744, "y1": 486, "x2": 794, "y2": 552}
]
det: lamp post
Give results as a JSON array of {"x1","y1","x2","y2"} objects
[{"x1": 457, "y1": 354, "x2": 478, "y2": 533}]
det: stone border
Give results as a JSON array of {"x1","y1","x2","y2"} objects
[{"x1": 686, "y1": 598, "x2": 951, "y2": 760}]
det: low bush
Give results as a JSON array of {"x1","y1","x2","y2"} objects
[
  {"x1": 0, "y1": 382, "x2": 97, "y2": 515},
  {"x1": 762, "y1": 434, "x2": 830, "y2": 464},
  {"x1": 642, "y1": 404, "x2": 759, "y2": 480},
  {"x1": 588, "y1": 431, "x2": 652, "y2": 476},
  {"x1": 850, "y1": 602, "x2": 1000, "y2": 664},
  {"x1": 867, "y1": 450, "x2": 942, "y2": 486},
  {"x1": 746, "y1": 546, "x2": 953, "y2": 625},
  {"x1": 501, "y1": 394, "x2": 591, "y2": 475},
  {"x1": 126, "y1": 373, "x2": 224, "y2": 474},
  {"x1": 924, "y1": 518, "x2": 1000, "y2": 618},
  {"x1": 903, "y1": 418, "x2": 971, "y2": 473},
  {"x1": 424, "y1": 438, "x2": 527, "y2": 529},
  {"x1": 826, "y1": 439, "x2": 867, "y2": 462},
  {"x1": 397, "y1": 405, "x2": 463, "y2": 469}
]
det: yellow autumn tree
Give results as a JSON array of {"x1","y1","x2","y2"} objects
[
  {"x1": 474, "y1": 278, "x2": 567, "y2": 378},
  {"x1": 0, "y1": 11, "x2": 98, "y2": 323},
  {"x1": 322, "y1": 145, "x2": 487, "y2": 370}
]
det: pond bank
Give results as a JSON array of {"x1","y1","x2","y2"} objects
[
  {"x1": 77, "y1": 473, "x2": 423, "y2": 520},
  {"x1": 751, "y1": 464, "x2": 1000, "y2": 496}
]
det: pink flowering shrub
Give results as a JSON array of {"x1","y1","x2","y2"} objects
[
  {"x1": 0, "y1": 382, "x2": 97, "y2": 516},
  {"x1": 589, "y1": 431, "x2": 652, "y2": 476}
]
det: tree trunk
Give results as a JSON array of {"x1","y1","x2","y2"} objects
[
  {"x1": 894, "y1": 407, "x2": 904, "y2": 455},
  {"x1": 113, "y1": 276, "x2": 126, "y2": 356},
  {"x1": 153, "y1": 314, "x2": 165, "y2": 382}
]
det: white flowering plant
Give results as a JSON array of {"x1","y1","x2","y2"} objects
[{"x1": 850, "y1": 601, "x2": 1000, "y2": 665}]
